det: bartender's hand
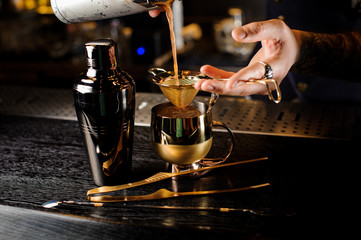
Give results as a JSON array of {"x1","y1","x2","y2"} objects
[
  {"x1": 195, "y1": 19, "x2": 302, "y2": 96},
  {"x1": 149, "y1": 9, "x2": 162, "y2": 18}
]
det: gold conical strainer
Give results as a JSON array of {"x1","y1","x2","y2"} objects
[{"x1": 149, "y1": 68, "x2": 201, "y2": 108}]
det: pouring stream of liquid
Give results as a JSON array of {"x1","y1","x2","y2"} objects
[{"x1": 156, "y1": 1, "x2": 179, "y2": 85}]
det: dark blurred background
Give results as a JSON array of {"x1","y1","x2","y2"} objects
[{"x1": 0, "y1": 0, "x2": 266, "y2": 92}]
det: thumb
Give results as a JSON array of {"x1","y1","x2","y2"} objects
[{"x1": 232, "y1": 19, "x2": 287, "y2": 43}]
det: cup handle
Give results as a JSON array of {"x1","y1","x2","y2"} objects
[{"x1": 202, "y1": 120, "x2": 235, "y2": 166}]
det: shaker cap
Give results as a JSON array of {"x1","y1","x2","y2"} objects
[{"x1": 85, "y1": 39, "x2": 118, "y2": 70}]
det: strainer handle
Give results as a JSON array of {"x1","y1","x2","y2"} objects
[
  {"x1": 148, "y1": 68, "x2": 167, "y2": 76},
  {"x1": 247, "y1": 79, "x2": 282, "y2": 104}
]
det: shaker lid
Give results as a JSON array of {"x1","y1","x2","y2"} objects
[{"x1": 85, "y1": 39, "x2": 118, "y2": 70}]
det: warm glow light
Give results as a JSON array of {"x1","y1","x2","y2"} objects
[
  {"x1": 37, "y1": 0, "x2": 53, "y2": 14},
  {"x1": 24, "y1": 0, "x2": 36, "y2": 10},
  {"x1": 36, "y1": 6, "x2": 54, "y2": 14},
  {"x1": 14, "y1": 0, "x2": 53, "y2": 14}
]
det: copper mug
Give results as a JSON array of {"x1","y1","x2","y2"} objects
[{"x1": 151, "y1": 101, "x2": 234, "y2": 177}]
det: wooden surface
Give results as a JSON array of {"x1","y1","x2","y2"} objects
[{"x1": 0, "y1": 111, "x2": 358, "y2": 239}]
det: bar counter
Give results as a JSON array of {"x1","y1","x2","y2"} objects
[{"x1": 1, "y1": 85, "x2": 360, "y2": 239}]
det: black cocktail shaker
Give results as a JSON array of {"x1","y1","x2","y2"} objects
[{"x1": 73, "y1": 39, "x2": 135, "y2": 186}]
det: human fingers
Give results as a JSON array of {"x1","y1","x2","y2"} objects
[
  {"x1": 195, "y1": 65, "x2": 235, "y2": 91},
  {"x1": 232, "y1": 19, "x2": 290, "y2": 43},
  {"x1": 232, "y1": 19, "x2": 299, "y2": 67},
  {"x1": 149, "y1": 9, "x2": 162, "y2": 18},
  {"x1": 227, "y1": 20, "x2": 298, "y2": 90},
  {"x1": 200, "y1": 65, "x2": 234, "y2": 79},
  {"x1": 198, "y1": 64, "x2": 269, "y2": 95},
  {"x1": 225, "y1": 61, "x2": 270, "y2": 90},
  {"x1": 249, "y1": 49, "x2": 289, "y2": 81},
  {"x1": 194, "y1": 79, "x2": 267, "y2": 96}
]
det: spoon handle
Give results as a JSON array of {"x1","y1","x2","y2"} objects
[{"x1": 87, "y1": 157, "x2": 268, "y2": 197}]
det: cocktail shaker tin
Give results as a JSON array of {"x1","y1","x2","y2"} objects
[
  {"x1": 51, "y1": 0, "x2": 169, "y2": 23},
  {"x1": 73, "y1": 39, "x2": 135, "y2": 186}
]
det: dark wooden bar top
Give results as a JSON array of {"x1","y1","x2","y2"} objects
[{"x1": 1, "y1": 85, "x2": 360, "y2": 239}]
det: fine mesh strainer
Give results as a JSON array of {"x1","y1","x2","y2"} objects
[
  {"x1": 149, "y1": 68, "x2": 282, "y2": 107},
  {"x1": 149, "y1": 68, "x2": 202, "y2": 108}
]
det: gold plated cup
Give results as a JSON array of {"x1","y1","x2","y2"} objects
[{"x1": 151, "y1": 101, "x2": 234, "y2": 177}]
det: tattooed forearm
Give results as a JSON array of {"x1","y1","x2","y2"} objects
[{"x1": 291, "y1": 30, "x2": 361, "y2": 81}]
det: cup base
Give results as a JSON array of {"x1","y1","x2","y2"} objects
[{"x1": 167, "y1": 158, "x2": 226, "y2": 180}]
